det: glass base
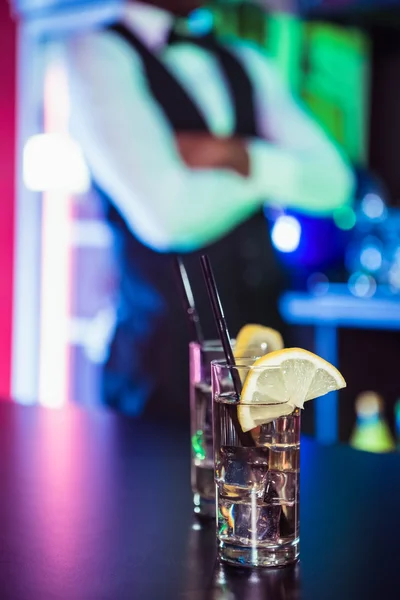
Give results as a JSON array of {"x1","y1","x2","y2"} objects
[
  {"x1": 218, "y1": 539, "x2": 299, "y2": 568},
  {"x1": 193, "y1": 493, "x2": 215, "y2": 519}
]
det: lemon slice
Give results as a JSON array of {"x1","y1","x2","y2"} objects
[
  {"x1": 238, "y1": 348, "x2": 346, "y2": 432},
  {"x1": 234, "y1": 324, "x2": 284, "y2": 359}
]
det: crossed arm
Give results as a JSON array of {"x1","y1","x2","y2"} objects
[{"x1": 64, "y1": 32, "x2": 355, "y2": 252}]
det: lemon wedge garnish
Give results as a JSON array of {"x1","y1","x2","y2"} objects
[
  {"x1": 234, "y1": 324, "x2": 284, "y2": 360},
  {"x1": 238, "y1": 348, "x2": 346, "y2": 433}
]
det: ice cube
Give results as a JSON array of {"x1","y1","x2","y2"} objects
[
  {"x1": 264, "y1": 471, "x2": 298, "y2": 538},
  {"x1": 218, "y1": 447, "x2": 269, "y2": 499},
  {"x1": 265, "y1": 470, "x2": 298, "y2": 505},
  {"x1": 226, "y1": 501, "x2": 282, "y2": 543},
  {"x1": 257, "y1": 504, "x2": 281, "y2": 542}
]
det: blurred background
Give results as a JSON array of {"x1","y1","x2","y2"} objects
[{"x1": 2, "y1": 0, "x2": 400, "y2": 450}]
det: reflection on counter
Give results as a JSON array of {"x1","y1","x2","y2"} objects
[{"x1": 210, "y1": 562, "x2": 301, "y2": 600}]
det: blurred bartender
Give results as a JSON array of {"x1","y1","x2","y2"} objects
[{"x1": 63, "y1": 0, "x2": 354, "y2": 421}]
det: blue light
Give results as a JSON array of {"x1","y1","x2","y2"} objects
[
  {"x1": 395, "y1": 400, "x2": 400, "y2": 438},
  {"x1": 307, "y1": 272, "x2": 329, "y2": 296},
  {"x1": 348, "y1": 272, "x2": 377, "y2": 298},
  {"x1": 360, "y1": 246, "x2": 382, "y2": 272},
  {"x1": 187, "y1": 8, "x2": 214, "y2": 36},
  {"x1": 361, "y1": 193, "x2": 386, "y2": 220},
  {"x1": 271, "y1": 216, "x2": 301, "y2": 253},
  {"x1": 389, "y1": 264, "x2": 400, "y2": 291}
]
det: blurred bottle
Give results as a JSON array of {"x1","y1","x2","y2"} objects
[{"x1": 350, "y1": 392, "x2": 395, "y2": 453}]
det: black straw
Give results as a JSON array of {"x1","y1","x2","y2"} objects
[
  {"x1": 200, "y1": 255, "x2": 242, "y2": 397},
  {"x1": 200, "y1": 255, "x2": 254, "y2": 447},
  {"x1": 173, "y1": 257, "x2": 204, "y2": 344}
]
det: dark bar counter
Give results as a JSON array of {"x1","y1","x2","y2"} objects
[{"x1": 0, "y1": 402, "x2": 399, "y2": 599}]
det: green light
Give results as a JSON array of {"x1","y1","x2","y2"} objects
[
  {"x1": 333, "y1": 206, "x2": 356, "y2": 230},
  {"x1": 191, "y1": 431, "x2": 206, "y2": 460}
]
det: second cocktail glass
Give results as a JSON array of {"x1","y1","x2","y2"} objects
[
  {"x1": 190, "y1": 340, "x2": 225, "y2": 517},
  {"x1": 190, "y1": 339, "x2": 273, "y2": 518}
]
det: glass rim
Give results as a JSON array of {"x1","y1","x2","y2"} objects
[
  {"x1": 189, "y1": 339, "x2": 234, "y2": 351},
  {"x1": 211, "y1": 358, "x2": 282, "y2": 370},
  {"x1": 190, "y1": 339, "x2": 271, "y2": 352},
  {"x1": 213, "y1": 397, "x2": 299, "y2": 409}
]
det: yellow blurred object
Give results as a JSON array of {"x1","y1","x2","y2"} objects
[
  {"x1": 350, "y1": 392, "x2": 395, "y2": 454},
  {"x1": 234, "y1": 324, "x2": 284, "y2": 359}
]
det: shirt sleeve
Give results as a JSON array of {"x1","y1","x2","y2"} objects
[
  {"x1": 62, "y1": 31, "x2": 264, "y2": 253},
  {"x1": 236, "y1": 44, "x2": 355, "y2": 215}
]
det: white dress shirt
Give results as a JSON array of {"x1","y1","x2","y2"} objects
[{"x1": 63, "y1": 2, "x2": 354, "y2": 252}]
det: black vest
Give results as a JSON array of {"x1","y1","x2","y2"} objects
[{"x1": 97, "y1": 23, "x2": 286, "y2": 421}]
